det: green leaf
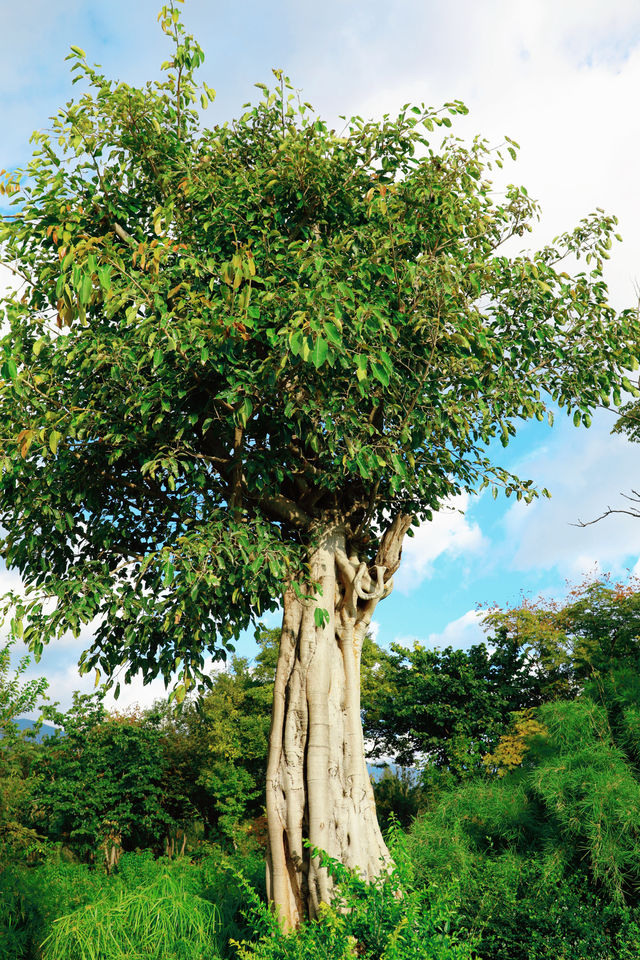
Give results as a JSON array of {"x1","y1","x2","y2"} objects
[
  {"x1": 238, "y1": 397, "x2": 253, "y2": 426},
  {"x1": 153, "y1": 348, "x2": 163, "y2": 368},
  {"x1": 97, "y1": 266, "x2": 112, "y2": 291},
  {"x1": 79, "y1": 273, "x2": 93, "y2": 306},
  {"x1": 355, "y1": 355, "x2": 368, "y2": 382},
  {"x1": 289, "y1": 329, "x2": 303, "y2": 356},
  {"x1": 371, "y1": 360, "x2": 390, "y2": 387},
  {"x1": 314, "y1": 607, "x2": 329, "y2": 629},
  {"x1": 311, "y1": 337, "x2": 328, "y2": 369},
  {"x1": 324, "y1": 322, "x2": 342, "y2": 347}
]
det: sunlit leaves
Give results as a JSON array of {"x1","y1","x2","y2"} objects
[{"x1": 0, "y1": 0, "x2": 636, "y2": 700}]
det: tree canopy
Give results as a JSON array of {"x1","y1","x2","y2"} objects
[{"x1": 0, "y1": 4, "x2": 636, "y2": 698}]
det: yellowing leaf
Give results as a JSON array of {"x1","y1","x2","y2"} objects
[{"x1": 49, "y1": 430, "x2": 62, "y2": 455}]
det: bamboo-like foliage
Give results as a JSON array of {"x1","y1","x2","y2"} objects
[{"x1": 40, "y1": 869, "x2": 221, "y2": 960}]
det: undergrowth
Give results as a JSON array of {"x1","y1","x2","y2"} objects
[{"x1": 0, "y1": 832, "x2": 473, "y2": 960}]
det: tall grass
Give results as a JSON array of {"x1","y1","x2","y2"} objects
[{"x1": 40, "y1": 869, "x2": 220, "y2": 960}]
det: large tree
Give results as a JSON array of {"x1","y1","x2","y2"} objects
[{"x1": 0, "y1": 1, "x2": 636, "y2": 926}]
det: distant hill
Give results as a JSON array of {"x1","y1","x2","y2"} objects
[{"x1": 11, "y1": 718, "x2": 59, "y2": 742}]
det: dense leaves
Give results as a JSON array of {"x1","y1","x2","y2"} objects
[
  {"x1": 362, "y1": 630, "x2": 545, "y2": 773},
  {"x1": 0, "y1": 642, "x2": 49, "y2": 859},
  {"x1": 0, "y1": 4, "x2": 636, "y2": 693},
  {"x1": 33, "y1": 695, "x2": 173, "y2": 865}
]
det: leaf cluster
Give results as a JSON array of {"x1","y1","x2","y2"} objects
[{"x1": 0, "y1": 4, "x2": 636, "y2": 690}]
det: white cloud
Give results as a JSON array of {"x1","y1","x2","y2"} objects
[
  {"x1": 368, "y1": 620, "x2": 380, "y2": 644},
  {"x1": 503, "y1": 410, "x2": 640, "y2": 577},
  {"x1": 393, "y1": 608, "x2": 487, "y2": 651},
  {"x1": 425, "y1": 609, "x2": 487, "y2": 650},
  {"x1": 295, "y1": 0, "x2": 640, "y2": 313},
  {"x1": 20, "y1": 652, "x2": 226, "y2": 716},
  {"x1": 395, "y1": 493, "x2": 486, "y2": 594}
]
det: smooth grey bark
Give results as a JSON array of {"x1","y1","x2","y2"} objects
[{"x1": 265, "y1": 515, "x2": 411, "y2": 927}]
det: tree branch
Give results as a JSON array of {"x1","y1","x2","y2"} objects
[
  {"x1": 375, "y1": 512, "x2": 412, "y2": 580},
  {"x1": 574, "y1": 490, "x2": 640, "y2": 527},
  {"x1": 257, "y1": 492, "x2": 311, "y2": 529}
]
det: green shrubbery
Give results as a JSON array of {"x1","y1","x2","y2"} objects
[
  {"x1": 0, "y1": 849, "x2": 263, "y2": 960},
  {"x1": 6, "y1": 579, "x2": 640, "y2": 957},
  {"x1": 0, "y1": 839, "x2": 471, "y2": 960},
  {"x1": 405, "y1": 692, "x2": 640, "y2": 959},
  {"x1": 231, "y1": 832, "x2": 473, "y2": 960}
]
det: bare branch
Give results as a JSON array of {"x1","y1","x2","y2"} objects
[
  {"x1": 375, "y1": 512, "x2": 413, "y2": 580},
  {"x1": 574, "y1": 490, "x2": 640, "y2": 527}
]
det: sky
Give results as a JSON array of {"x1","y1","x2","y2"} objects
[{"x1": 2, "y1": 0, "x2": 640, "y2": 712}]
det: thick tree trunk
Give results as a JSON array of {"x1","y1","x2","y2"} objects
[{"x1": 265, "y1": 515, "x2": 411, "y2": 928}]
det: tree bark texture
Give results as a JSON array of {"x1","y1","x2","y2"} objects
[{"x1": 265, "y1": 515, "x2": 411, "y2": 928}]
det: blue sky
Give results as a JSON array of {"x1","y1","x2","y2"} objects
[{"x1": 2, "y1": 0, "x2": 640, "y2": 710}]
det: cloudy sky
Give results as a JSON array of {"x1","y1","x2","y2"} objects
[{"x1": 2, "y1": 0, "x2": 640, "y2": 710}]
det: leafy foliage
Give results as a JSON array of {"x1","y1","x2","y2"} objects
[
  {"x1": 362, "y1": 630, "x2": 545, "y2": 773},
  {"x1": 406, "y1": 682, "x2": 640, "y2": 958},
  {"x1": 32, "y1": 694, "x2": 173, "y2": 864},
  {"x1": 481, "y1": 709, "x2": 548, "y2": 777},
  {"x1": 169, "y1": 636, "x2": 274, "y2": 845},
  {"x1": 232, "y1": 832, "x2": 474, "y2": 960},
  {"x1": 0, "y1": 4, "x2": 635, "y2": 698},
  {"x1": 40, "y1": 866, "x2": 220, "y2": 960},
  {"x1": 0, "y1": 851, "x2": 236, "y2": 960},
  {"x1": 484, "y1": 577, "x2": 640, "y2": 695},
  {"x1": 0, "y1": 644, "x2": 49, "y2": 860}
]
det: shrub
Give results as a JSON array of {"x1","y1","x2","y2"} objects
[{"x1": 232, "y1": 832, "x2": 475, "y2": 960}]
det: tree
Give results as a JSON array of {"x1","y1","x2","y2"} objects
[
  {"x1": 33, "y1": 694, "x2": 173, "y2": 868},
  {"x1": 169, "y1": 630, "x2": 276, "y2": 847},
  {"x1": 0, "y1": 643, "x2": 48, "y2": 859},
  {"x1": 0, "y1": 1, "x2": 636, "y2": 925},
  {"x1": 362, "y1": 633, "x2": 545, "y2": 776},
  {"x1": 483, "y1": 578, "x2": 640, "y2": 693}
]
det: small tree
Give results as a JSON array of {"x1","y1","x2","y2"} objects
[
  {"x1": 0, "y1": 642, "x2": 48, "y2": 859},
  {"x1": 33, "y1": 694, "x2": 172, "y2": 866},
  {"x1": 0, "y1": 2, "x2": 636, "y2": 924},
  {"x1": 362, "y1": 635, "x2": 546, "y2": 775}
]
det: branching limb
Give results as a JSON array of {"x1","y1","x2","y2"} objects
[
  {"x1": 257, "y1": 492, "x2": 311, "y2": 529},
  {"x1": 354, "y1": 563, "x2": 386, "y2": 601},
  {"x1": 375, "y1": 512, "x2": 413, "y2": 579},
  {"x1": 574, "y1": 490, "x2": 640, "y2": 527}
]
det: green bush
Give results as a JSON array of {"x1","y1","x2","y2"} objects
[
  {"x1": 0, "y1": 857, "x2": 106, "y2": 960},
  {"x1": 405, "y1": 695, "x2": 640, "y2": 960},
  {"x1": 0, "y1": 849, "x2": 261, "y2": 960},
  {"x1": 233, "y1": 832, "x2": 475, "y2": 960}
]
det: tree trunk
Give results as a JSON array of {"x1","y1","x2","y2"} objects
[{"x1": 265, "y1": 515, "x2": 411, "y2": 928}]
